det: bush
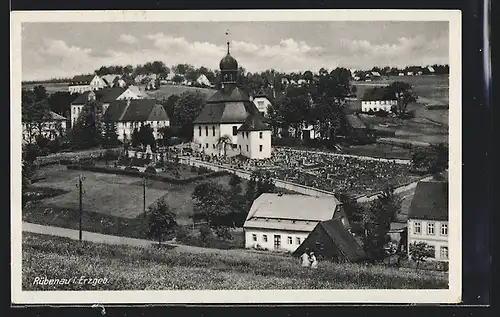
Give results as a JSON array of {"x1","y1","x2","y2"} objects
[
  {"x1": 175, "y1": 226, "x2": 190, "y2": 242},
  {"x1": 401, "y1": 110, "x2": 416, "y2": 119},
  {"x1": 103, "y1": 149, "x2": 120, "y2": 161},
  {"x1": 375, "y1": 110, "x2": 389, "y2": 118},
  {"x1": 366, "y1": 109, "x2": 375, "y2": 115},
  {"x1": 197, "y1": 166, "x2": 210, "y2": 175},
  {"x1": 426, "y1": 105, "x2": 449, "y2": 110},
  {"x1": 145, "y1": 166, "x2": 157, "y2": 174},
  {"x1": 125, "y1": 166, "x2": 140, "y2": 172}
]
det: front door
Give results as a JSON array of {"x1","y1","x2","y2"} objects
[{"x1": 273, "y1": 235, "x2": 281, "y2": 249}]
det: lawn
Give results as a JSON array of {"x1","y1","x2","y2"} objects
[
  {"x1": 31, "y1": 169, "x2": 168, "y2": 219},
  {"x1": 22, "y1": 82, "x2": 70, "y2": 93},
  {"x1": 143, "y1": 84, "x2": 216, "y2": 100},
  {"x1": 22, "y1": 233, "x2": 448, "y2": 290},
  {"x1": 342, "y1": 143, "x2": 413, "y2": 160}
]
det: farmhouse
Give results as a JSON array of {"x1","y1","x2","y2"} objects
[
  {"x1": 292, "y1": 219, "x2": 367, "y2": 262},
  {"x1": 68, "y1": 74, "x2": 107, "y2": 94},
  {"x1": 252, "y1": 88, "x2": 273, "y2": 117},
  {"x1": 361, "y1": 86, "x2": 397, "y2": 113},
  {"x1": 104, "y1": 98, "x2": 170, "y2": 141},
  {"x1": 192, "y1": 42, "x2": 271, "y2": 159},
  {"x1": 196, "y1": 74, "x2": 212, "y2": 87},
  {"x1": 70, "y1": 86, "x2": 145, "y2": 127},
  {"x1": 23, "y1": 111, "x2": 67, "y2": 144},
  {"x1": 407, "y1": 181, "x2": 449, "y2": 262},
  {"x1": 243, "y1": 193, "x2": 349, "y2": 252}
]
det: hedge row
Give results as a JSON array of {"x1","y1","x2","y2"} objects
[{"x1": 66, "y1": 164, "x2": 230, "y2": 184}]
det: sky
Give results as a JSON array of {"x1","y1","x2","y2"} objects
[{"x1": 21, "y1": 21, "x2": 449, "y2": 81}]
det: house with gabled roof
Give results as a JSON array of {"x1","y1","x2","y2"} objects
[
  {"x1": 192, "y1": 42, "x2": 271, "y2": 159},
  {"x1": 252, "y1": 88, "x2": 273, "y2": 117},
  {"x1": 292, "y1": 218, "x2": 367, "y2": 262},
  {"x1": 23, "y1": 111, "x2": 68, "y2": 144},
  {"x1": 68, "y1": 74, "x2": 107, "y2": 94},
  {"x1": 70, "y1": 86, "x2": 145, "y2": 127},
  {"x1": 104, "y1": 99, "x2": 170, "y2": 141},
  {"x1": 361, "y1": 86, "x2": 398, "y2": 113},
  {"x1": 407, "y1": 181, "x2": 449, "y2": 262},
  {"x1": 243, "y1": 193, "x2": 349, "y2": 252}
]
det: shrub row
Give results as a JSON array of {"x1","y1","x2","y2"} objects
[
  {"x1": 66, "y1": 164, "x2": 229, "y2": 184},
  {"x1": 426, "y1": 104, "x2": 449, "y2": 110}
]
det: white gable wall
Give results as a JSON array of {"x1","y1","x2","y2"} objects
[
  {"x1": 253, "y1": 97, "x2": 272, "y2": 117},
  {"x1": 244, "y1": 228, "x2": 310, "y2": 252}
]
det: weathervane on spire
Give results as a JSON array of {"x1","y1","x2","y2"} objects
[{"x1": 225, "y1": 29, "x2": 230, "y2": 54}]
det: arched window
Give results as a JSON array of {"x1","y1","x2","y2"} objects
[
  {"x1": 205, "y1": 126, "x2": 208, "y2": 136},
  {"x1": 198, "y1": 126, "x2": 202, "y2": 136},
  {"x1": 212, "y1": 126, "x2": 216, "y2": 137}
]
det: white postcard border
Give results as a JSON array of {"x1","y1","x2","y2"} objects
[{"x1": 11, "y1": 9, "x2": 462, "y2": 304}]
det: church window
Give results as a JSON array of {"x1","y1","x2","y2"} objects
[
  {"x1": 232, "y1": 126, "x2": 238, "y2": 136},
  {"x1": 246, "y1": 132, "x2": 249, "y2": 138},
  {"x1": 205, "y1": 126, "x2": 208, "y2": 136},
  {"x1": 212, "y1": 126, "x2": 216, "y2": 136},
  {"x1": 259, "y1": 132, "x2": 263, "y2": 139},
  {"x1": 213, "y1": 144, "x2": 215, "y2": 149},
  {"x1": 198, "y1": 126, "x2": 202, "y2": 136},
  {"x1": 239, "y1": 145, "x2": 241, "y2": 150},
  {"x1": 259, "y1": 145, "x2": 263, "y2": 152},
  {"x1": 246, "y1": 145, "x2": 249, "y2": 151},
  {"x1": 205, "y1": 143, "x2": 209, "y2": 148}
]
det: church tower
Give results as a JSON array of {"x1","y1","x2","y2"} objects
[{"x1": 219, "y1": 42, "x2": 238, "y2": 86}]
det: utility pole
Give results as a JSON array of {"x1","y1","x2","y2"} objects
[
  {"x1": 76, "y1": 174, "x2": 86, "y2": 243},
  {"x1": 143, "y1": 177, "x2": 146, "y2": 217}
]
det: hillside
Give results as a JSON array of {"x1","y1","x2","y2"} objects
[
  {"x1": 22, "y1": 233, "x2": 448, "y2": 290},
  {"x1": 143, "y1": 84, "x2": 216, "y2": 100}
]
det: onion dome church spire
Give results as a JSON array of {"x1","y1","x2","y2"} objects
[{"x1": 219, "y1": 39, "x2": 238, "y2": 85}]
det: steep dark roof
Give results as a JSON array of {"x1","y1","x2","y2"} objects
[
  {"x1": 100, "y1": 87, "x2": 127, "y2": 102},
  {"x1": 408, "y1": 181, "x2": 448, "y2": 221},
  {"x1": 345, "y1": 114, "x2": 367, "y2": 129},
  {"x1": 147, "y1": 104, "x2": 170, "y2": 121},
  {"x1": 362, "y1": 86, "x2": 397, "y2": 101},
  {"x1": 103, "y1": 100, "x2": 128, "y2": 121},
  {"x1": 70, "y1": 75, "x2": 95, "y2": 85},
  {"x1": 238, "y1": 115, "x2": 271, "y2": 131},
  {"x1": 319, "y1": 219, "x2": 368, "y2": 262},
  {"x1": 120, "y1": 99, "x2": 158, "y2": 122},
  {"x1": 194, "y1": 85, "x2": 261, "y2": 124},
  {"x1": 71, "y1": 91, "x2": 94, "y2": 105}
]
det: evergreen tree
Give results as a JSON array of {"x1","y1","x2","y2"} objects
[
  {"x1": 102, "y1": 111, "x2": 119, "y2": 148},
  {"x1": 71, "y1": 101, "x2": 103, "y2": 149}
]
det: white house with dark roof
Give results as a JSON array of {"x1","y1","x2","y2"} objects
[
  {"x1": 104, "y1": 99, "x2": 170, "y2": 141},
  {"x1": 68, "y1": 74, "x2": 107, "y2": 94},
  {"x1": 192, "y1": 43, "x2": 271, "y2": 159},
  {"x1": 243, "y1": 193, "x2": 349, "y2": 252},
  {"x1": 361, "y1": 86, "x2": 398, "y2": 112},
  {"x1": 22, "y1": 111, "x2": 67, "y2": 144},
  {"x1": 252, "y1": 88, "x2": 273, "y2": 117},
  {"x1": 70, "y1": 86, "x2": 145, "y2": 127},
  {"x1": 407, "y1": 181, "x2": 449, "y2": 262}
]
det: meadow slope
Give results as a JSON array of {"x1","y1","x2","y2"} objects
[{"x1": 23, "y1": 233, "x2": 448, "y2": 290}]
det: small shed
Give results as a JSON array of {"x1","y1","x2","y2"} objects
[{"x1": 292, "y1": 219, "x2": 367, "y2": 263}]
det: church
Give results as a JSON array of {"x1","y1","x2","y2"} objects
[{"x1": 192, "y1": 43, "x2": 272, "y2": 160}]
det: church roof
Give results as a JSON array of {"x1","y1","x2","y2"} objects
[
  {"x1": 238, "y1": 114, "x2": 271, "y2": 131},
  {"x1": 219, "y1": 53, "x2": 238, "y2": 70},
  {"x1": 194, "y1": 85, "x2": 262, "y2": 124}
]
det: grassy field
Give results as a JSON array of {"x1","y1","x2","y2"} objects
[
  {"x1": 22, "y1": 233, "x2": 448, "y2": 290},
  {"x1": 144, "y1": 84, "x2": 216, "y2": 100},
  {"x1": 25, "y1": 165, "x2": 240, "y2": 231},
  {"x1": 22, "y1": 82, "x2": 69, "y2": 93}
]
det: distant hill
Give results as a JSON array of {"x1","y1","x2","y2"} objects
[{"x1": 144, "y1": 84, "x2": 216, "y2": 100}]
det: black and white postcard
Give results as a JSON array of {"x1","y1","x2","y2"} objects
[{"x1": 11, "y1": 10, "x2": 462, "y2": 304}]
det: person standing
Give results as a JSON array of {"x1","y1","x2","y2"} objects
[
  {"x1": 301, "y1": 249, "x2": 310, "y2": 268},
  {"x1": 310, "y1": 251, "x2": 318, "y2": 269}
]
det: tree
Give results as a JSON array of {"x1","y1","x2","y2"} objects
[
  {"x1": 411, "y1": 143, "x2": 448, "y2": 174},
  {"x1": 409, "y1": 241, "x2": 435, "y2": 268},
  {"x1": 172, "y1": 74, "x2": 184, "y2": 84},
  {"x1": 192, "y1": 181, "x2": 232, "y2": 228},
  {"x1": 172, "y1": 91, "x2": 206, "y2": 140},
  {"x1": 362, "y1": 186, "x2": 401, "y2": 262},
  {"x1": 217, "y1": 135, "x2": 232, "y2": 156},
  {"x1": 70, "y1": 100, "x2": 103, "y2": 149},
  {"x1": 147, "y1": 199, "x2": 177, "y2": 245},
  {"x1": 303, "y1": 70, "x2": 313, "y2": 83},
  {"x1": 22, "y1": 88, "x2": 52, "y2": 144},
  {"x1": 158, "y1": 126, "x2": 178, "y2": 146},
  {"x1": 386, "y1": 81, "x2": 417, "y2": 118},
  {"x1": 102, "y1": 111, "x2": 119, "y2": 148},
  {"x1": 131, "y1": 128, "x2": 140, "y2": 147},
  {"x1": 138, "y1": 124, "x2": 156, "y2": 151},
  {"x1": 244, "y1": 169, "x2": 276, "y2": 205}
]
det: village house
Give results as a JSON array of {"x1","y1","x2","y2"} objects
[
  {"x1": 103, "y1": 98, "x2": 170, "y2": 141},
  {"x1": 196, "y1": 74, "x2": 212, "y2": 87},
  {"x1": 192, "y1": 42, "x2": 272, "y2": 159},
  {"x1": 292, "y1": 218, "x2": 367, "y2": 262},
  {"x1": 407, "y1": 181, "x2": 449, "y2": 262},
  {"x1": 100, "y1": 74, "x2": 120, "y2": 87},
  {"x1": 361, "y1": 86, "x2": 398, "y2": 113},
  {"x1": 22, "y1": 111, "x2": 67, "y2": 144},
  {"x1": 70, "y1": 86, "x2": 145, "y2": 127},
  {"x1": 252, "y1": 88, "x2": 273, "y2": 117},
  {"x1": 243, "y1": 193, "x2": 349, "y2": 253},
  {"x1": 68, "y1": 74, "x2": 107, "y2": 94}
]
